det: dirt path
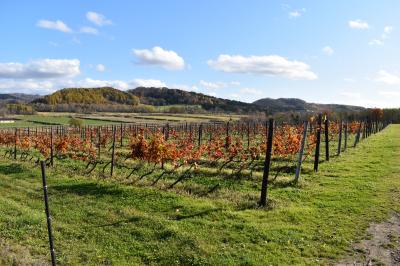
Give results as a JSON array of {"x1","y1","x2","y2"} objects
[
  {"x1": 338, "y1": 213, "x2": 400, "y2": 266},
  {"x1": 0, "y1": 238, "x2": 49, "y2": 266}
]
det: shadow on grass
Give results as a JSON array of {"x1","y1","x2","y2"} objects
[
  {"x1": 0, "y1": 163, "x2": 25, "y2": 175},
  {"x1": 52, "y1": 182, "x2": 124, "y2": 197},
  {"x1": 174, "y1": 208, "x2": 221, "y2": 220}
]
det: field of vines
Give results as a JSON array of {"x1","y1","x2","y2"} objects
[{"x1": 0, "y1": 114, "x2": 387, "y2": 206}]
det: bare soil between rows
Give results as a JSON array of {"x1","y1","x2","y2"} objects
[{"x1": 338, "y1": 213, "x2": 400, "y2": 266}]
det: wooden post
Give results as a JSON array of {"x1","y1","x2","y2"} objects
[
  {"x1": 344, "y1": 122, "x2": 348, "y2": 151},
  {"x1": 354, "y1": 122, "x2": 362, "y2": 147},
  {"x1": 225, "y1": 122, "x2": 230, "y2": 149},
  {"x1": 368, "y1": 120, "x2": 371, "y2": 138},
  {"x1": 337, "y1": 121, "x2": 343, "y2": 156},
  {"x1": 165, "y1": 123, "x2": 170, "y2": 141},
  {"x1": 259, "y1": 118, "x2": 274, "y2": 207},
  {"x1": 110, "y1": 126, "x2": 116, "y2": 177},
  {"x1": 14, "y1": 128, "x2": 17, "y2": 160},
  {"x1": 247, "y1": 121, "x2": 250, "y2": 148},
  {"x1": 120, "y1": 123, "x2": 123, "y2": 147},
  {"x1": 313, "y1": 114, "x2": 322, "y2": 172},
  {"x1": 294, "y1": 121, "x2": 308, "y2": 183},
  {"x1": 362, "y1": 120, "x2": 366, "y2": 139},
  {"x1": 198, "y1": 124, "x2": 202, "y2": 146},
  {"x1": 40, "y1": 161, "x2": 57, "y2": 266},
  {"x1": 324, "y1": 116, "x2": 329, "y2": 161},
  {"x1": 50, "y1": 127, "x2": 54, "y2": 167},
  {"x1": 97, "y1": 127, "x2": 101, "y2": 160}
]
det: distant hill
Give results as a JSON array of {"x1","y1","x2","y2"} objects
[
  {"x1": 128, "y1": 87, "x2": 263, "y2": 113},
  {"x1": 33, "y1": 87, "x2": 139, "y2": 105},
  {"x1": 31, "y1": 86, "x2": 365, "y2": 114},
  {"x1": 129, "y1": 87, "x2": 365, "y2": 114},
  {"x1": 0, "y1": 93, "x2": 40, "y2": 103},
  {"x1": 252, "y1": 98, "x2": 365, "y2": 114}
]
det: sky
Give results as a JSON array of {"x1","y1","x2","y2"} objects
[{"x1": 0, "y1": 0, "x2": 400, "y2": 108}]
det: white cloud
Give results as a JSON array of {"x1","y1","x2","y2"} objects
[
  {"x1": 208, "y1": 54, "x2": 317, "y2": 80},
  {"x1": 340, "y1": 91, "x2": 361, "y2": 98},
  {"x1": 199, "y1": 80, "x2": 226, "y2": 89},
  {"x1": 334, "y1": 91, "x2": 390, "y2": 108},
  {"x1": 322, "y1": 46, "x2": 334, "y2": 55},
  {"x1": 37, "y1": 20, "x2": 72, "y2": 33},
  {"x1": 227, "y1": 87, "x2": 264, "y2": 103},
  {"x1": 379, "y1": 91, "x2": 400, "y2": 97},
  {"x1": 369, "y1": 39, "x2": 384, "y2": 46},
  {"x1": 348, "y1": 20, "x2": 369, "y2": 30},
  {"x1": 382, "y1": 26, "x2": 394, "y2": 39},
  {"x1": 289, "y1": 8, "x2": 306, "y2": 18},
  {"x1": 198, "y1": 80, "x2": 240, "y2": 89},
  {"x1": 73, "y1": 78, "x2": 167, "y2": 90},
  {"x1": 0, "y1": 59, "x2": 80, "y2": 79},
  {"x1": 133, "y1": 46, "x2": 185, "y2": 70},
  {"x1": 170, "y1": 84, "x2": 199, "y2": 92},
  {"x1": 80, "y1": 26, "x2": 99, "y2": 35},
  {"x1": 289, "y1": 11, "x2": 301, "y2": 18},
  {"x1": 95, "y1": 64, "x2": 105, "y2": 72},
  {"x1": 369, "y1": 26, "x2": 394, "y2": 46},
  {"x1": 229, "y1": 93, "x2": 240, "y2": 99},
  {"x1": 0, "y1": 77, "x2": 168, "y2": 94},
  {"x1": 72, "y1": 78, "x2": 130, "y2": 90},
  {"x1": 384, "y1": 26, "x2": 393, "y2": 34},
  {"x1": 344, "y1": 78, "x2": 356, "y2": 82},
  {"x1": 239, "y1": 88, "x2": 263, "y2": 95},
  {"x1": 375, "y1": 70, "x2": 400, "y2": 85},
  {"x1": 86, "y1": 11, "x2": 112, "y2": 26},
  {"x1": 131, "y1": 79, "x2": 167, "y2": 88},
  {"x1": 0, "y1": 79, "x2": 57, "y2": 94}
]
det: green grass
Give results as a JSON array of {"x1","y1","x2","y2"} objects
[
  {"x1": 0, "y1": 115, "x2": 120, "y2": 128},
  {"x1": 0, "y1": 120, "x2": 39, "y2": 128},
  {"x1": 2, "y1": 113, "x2": 243, "y2": 128},
  {"x1": 0, "y1": 125, "x2": 399, "y2": 265},
  {"x1": 82, "y1": 113, "x2": 244, "y2": 123}
]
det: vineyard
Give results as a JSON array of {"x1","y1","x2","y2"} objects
[
  {"x1": 0, "y1": 113, "x2": 388, "y2": 206},
  {"x1": 0, "y1": 112, "x2": 398, "y2": 265}
]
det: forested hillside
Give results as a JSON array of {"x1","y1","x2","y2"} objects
[
  {"x1": 34, "y1": 87, "x2": 139, "y2": 105},
  {"x1": 129, "y1": 87, "x2": 264, "y2": 113}
]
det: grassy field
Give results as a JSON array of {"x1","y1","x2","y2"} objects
[
  {"x1": 0, "y1": 120, "x2": 40, "y2": 128},
  {"x1": 0, "y1": 125, "x2": 399, "y2": 265},
  {"x1": 79, "y1": 112, "x2": 244, "y2": 123},
  {"x1": 0, "y1": 115, "x2": 118, "y2": 128},
  {"x1": 0, "y1": 112, "x2": 245, "y2": 128}
]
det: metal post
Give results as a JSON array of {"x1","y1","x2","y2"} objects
[
  {"x1": 324, "y1": 117, "x2": 329, "y2": 161},
  {"x1": 40, "y1": 161, "x2": 57, "y2": 266},
  {"x1": 295, "y1": 121, "x2": 308, "y2": 183},
  {"x1": 313, "y1": 114, "x2": 322, "y2": 172},
  {"x1": 259, "y1": 118, "x2": 274, "y2": 207},
  {"x1": 337, "y1": 121, "x2": 343, "y2": 155},
  {"x1": 111, "y1": 126, "x2": 116, "y2": 177}
]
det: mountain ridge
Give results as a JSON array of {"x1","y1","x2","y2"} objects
[{"x1": 11, "y1": 86, "x2": 365, "y2": 114}]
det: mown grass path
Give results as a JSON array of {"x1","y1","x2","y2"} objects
[{"x1": 0, "y1": 125, "x2": 399, "y2": 265}]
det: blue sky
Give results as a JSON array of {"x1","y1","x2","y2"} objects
[{"x1": 0, "y1": 0, "x2": 400, "y2": 107}]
